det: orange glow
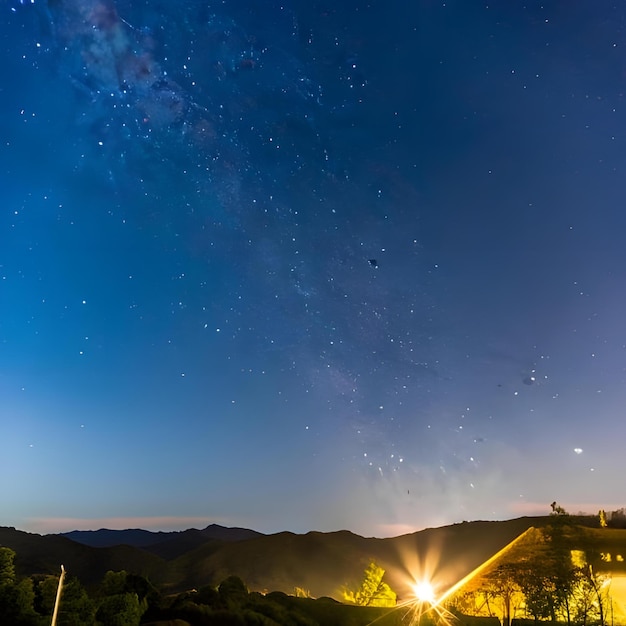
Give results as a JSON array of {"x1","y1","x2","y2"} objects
[
  {"x1": 413, "y1": 581, "x2": 435, "y2": 604},
  {"x1": 437, "y1": 527, "x2": 535, "y2": 605},
  {"x1": 394, "y1": 583, "x2": 456, "y2": 626},
  {"x1": 385, "y1": 527, "x2": 539, "y2": 626},
  {"x1": 393, "y1": 557, "x2": 455, "y2": 626}
]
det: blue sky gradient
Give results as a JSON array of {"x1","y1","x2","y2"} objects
[{"x1": 2, "y1": 0, "x2": 626, "y2": 537}]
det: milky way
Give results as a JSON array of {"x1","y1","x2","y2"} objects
[{"x1": 3, "y1": 0, "x2": 626, "y2": 536}]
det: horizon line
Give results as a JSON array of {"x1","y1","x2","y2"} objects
[{"x1": 9, "y1": 503, "x2": 622, "y2": 537}]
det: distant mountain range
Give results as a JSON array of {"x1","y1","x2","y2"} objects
[
  {"x1": 0, "y1": 516, "x2": 600, "y2": 599},
  {"x1": 61, "y1": 524, "x2": 263, "y2": 557}
]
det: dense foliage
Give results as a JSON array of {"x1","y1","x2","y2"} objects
[
  {"x1": 0, "y1": 547, "x2": 413, "y2": 626},
  {"x1": 2, "y1": 512, "x2": 623, "y2": 626},
  {"x1": 447, "y1": 516, "x2": 619, "y2": 626},
  {"x1": 0, "y1": 547, "x2": 162, "y2": 625},
  {"x1": 341, "y1": 561, "x2": 397, "y2": 607}
]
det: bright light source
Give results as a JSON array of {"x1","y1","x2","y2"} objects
[{"x1": 413, "y1": 581, "x2": 435, "y2": 604}]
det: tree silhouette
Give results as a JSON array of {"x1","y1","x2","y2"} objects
[
  {"x1": 96, "y1": 592, "x2": 142, "y2": 626},
  {"x1": 342, "y1": 561, "x2": 396, "y2": 607},
  {"x1": 0, "y1": 548, "x2": 39, "y2": 625},
  {"x1": 0, "y1": 547, "x2": 16, "y2": 586},
  {"x1": 550, "y1": 501, "x2": 568, "y2": 516}
]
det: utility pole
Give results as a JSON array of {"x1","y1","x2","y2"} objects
[{"x1": 51, "y1": 565, "x2": 66, "y2": 626}]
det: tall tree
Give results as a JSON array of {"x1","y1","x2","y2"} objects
[
  {"x1": 0, "y1": 547, "x2": 16, "y2": 586},
  {"x1": 96, "y1": 592, "x2": 142, "y2": 626},
  {"x1": 35, "y1": 574, "x2": 95, "y2": 625},
  {"x1": 218, "y1": 575, "x2": 249, "y2": 610},
  {"x1": 483, "y1": 562, "x2": 523, "y2": 626},
  {"x1": 342, "y1": 561, "x2": 397, "y2": 607},
  {"x1": 101, "y1": 570, "x2": 128, "y2": 596},
  {"x1": 0, "y1": 577, "x2": 38, "y2": 625},
  {"x1": 515, "y1": 557, "x2": 557, "y2": 621},
  {"x1": 0, "y1": 548, "x2": 40, "y2": 625},
  {"x1": 541, "y1": 521, "x2": 578, "y2": 625}
]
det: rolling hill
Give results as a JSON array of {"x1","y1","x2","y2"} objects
[{"x1": 0, "y1": 515, "x2": 608, "y2": 598}]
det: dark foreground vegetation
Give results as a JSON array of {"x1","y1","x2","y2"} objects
[
  {"x1": 0, "y1": 546, "x2": 439, "y2": 626},
  {"x1": 0, "y1": 516, "x2": 590, "y2": 598},
  {"x1": 2, "y1": 508, "x2": 625, "y2": 625}
]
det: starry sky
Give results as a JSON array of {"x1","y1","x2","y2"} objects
[{"x1": 2, "y1": 0, "x2": 626, "y2": 538}]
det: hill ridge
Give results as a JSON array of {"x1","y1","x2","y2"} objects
[{"x1": 2, "y1": 515, "x2": 617, "y2": 599}]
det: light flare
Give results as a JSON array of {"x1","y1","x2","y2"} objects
[
  {"x1": 412, "y1": 580, "x2": 435, "y2": 604},
  {"x1": 379, "y1": 528, "x2": 538, "y2": 626},
  {"x1": 392, "y1": 587, "x2": 457, "y2": 626},
  {"x1": 385, "y1": 537, "x2": 456, "y2": 625},
  {"x1": 389, "y1": 568, "x2": 456, "y2": 626}
]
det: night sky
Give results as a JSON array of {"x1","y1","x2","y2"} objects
[{"x1": 2, "y1": 0, "x2": 626, "y2": 538}]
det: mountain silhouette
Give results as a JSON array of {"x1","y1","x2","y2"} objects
[{"x1": 0, "y1": 516, "x2": 605, "y2": 598}]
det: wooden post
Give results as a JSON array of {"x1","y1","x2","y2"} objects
[{"x1": 50, "y1": 565, "x2": 66, "y2": 626}]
